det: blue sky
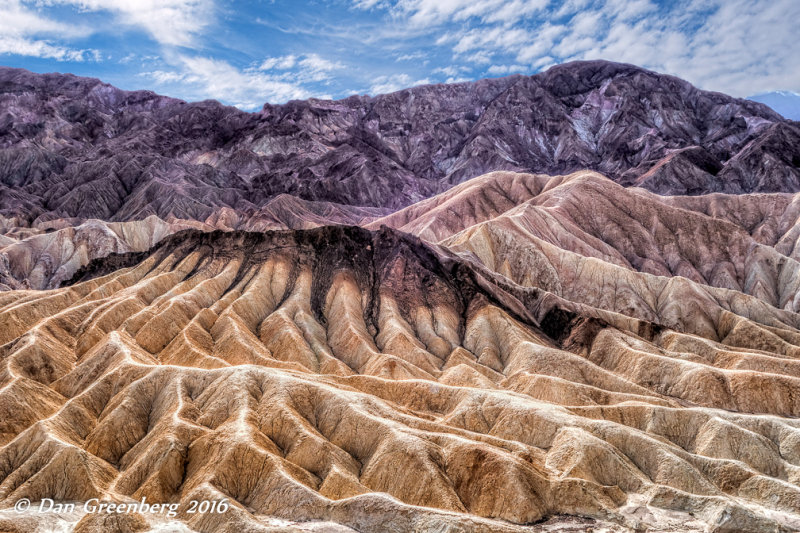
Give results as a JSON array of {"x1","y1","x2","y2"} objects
[{"x1": 1, "y1": 0, "x2": 799, "y2": 110}]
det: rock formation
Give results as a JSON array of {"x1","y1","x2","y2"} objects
[
  {"x1": 0, "y1": 195, "x2": 387, "y2": 291},
  {"x1": 0, "y1": 209, "x2": 797, "y2": 531},
  {"x1": 1, "y1": 62, "x2": 800, "y2": 532},
  {"x1": 0, "y1": 60, "x2": 798, "y2": 227}
]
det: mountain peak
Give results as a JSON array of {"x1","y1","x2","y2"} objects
[{"x1": 0, "y1": 60, "x2": 797, "y2": 226}]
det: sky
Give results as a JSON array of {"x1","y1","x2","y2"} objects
[{"x1": 1, "y1": 0, "x2": 799, "y2": 110}]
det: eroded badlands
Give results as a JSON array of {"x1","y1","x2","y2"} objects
[{"x1": 0, "y1": 214, "x2": 799, "y2": 531}]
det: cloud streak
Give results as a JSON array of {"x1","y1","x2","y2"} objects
[
  {"x1": 41, "y1": 0, "x2": 214, "y2": 47},
  {"x1": 143, "y1": 51, "x2": 347, "y2": 109},
  {"x1": 145, "y1": 56, "x2": 311, "y2": 109},
  {"x1": 369, "y1": 73, "x2": 432, "y2": 94},
  {"x1": 0, "y1": 0, "x2": 97, "y2": 61}
]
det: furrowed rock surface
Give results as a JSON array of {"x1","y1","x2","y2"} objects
[
  {"x1": 374, "y1": 171, "x2": 800, "y2": 310},
  {"x1": 0, "y1": 196, "x2": 388, "y2": 290},
  {"x1": 0, "y1": 60, "x2": 799, "y2": 228},
  {"x1": 0, "y1": 227, "x2": 799, "y2": 532},
  {"x1": 2, "y1": 58, "x2": 800, "y2": 533}
]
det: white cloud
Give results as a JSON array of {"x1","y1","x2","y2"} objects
[
  {"x1": 532, "y1": 55, "x2": 554, "y2": 69},
  {"x1": 2, "y1": 0, "x2": 796, "y2": 107},
  {"x1": 258, "y1": 53, "x2": 344, "y2": 84},
  {"x1": 553, "y1": 0, "x2": 800, "y2": 96},
  {"x1": 554, "y1": 0, "x2": 590, "y2": 17},
  {"x1": 452, "y1": 26, "x2": 532, "y2": 55},
  {"x1": 41, "y1": 0, "x2": 214, "y2": 47},
  {"x1": 355, "y1": 0, "x2": 800, "y2": 95},
  {"x1": 603, "y1": 0, "x2": 655, "y2": 21},
  {"x1": 297, "y1": 54, "x2": 345, "y2": 81},
  {"x1": 676, "y1": 0, "x2": 800, "y2": 95},
  {"x1": 433, "y1": 65, "x2": 467, "y2": 77},
  {"x1": 569, "y1": 11, "x2": 603, "y2": 37},
  {"x1": 375, "y1": 0, "x2": 548, "y2": 27},
  {"x1": 3, "y1": 1, "x2": 87, "y2": 37},
  {"x1": 370, "y1": 73, "x2": 431, "y2": 94},
  {"x1": 259, "y1": 55, "x2": 298, "y2": 70},
  {"x1": 464, "y1": 51, "x2": 493, "y2": 65},
  {"x1": 0, "y1": 36, "x2": 92, "y2": 61},
  {"x1": 148, "y1": 70, "x2": 187, "y2": 84},
  {"x1": 143, "y1": 51, "x2": 345, "y2": 109},
  {"x1": 487, "y1": 64, "x2": 525, "y2": 75},
  {"x1": 143, "y1": 55, "x2": 313, "y2": 109},
  {"x1": 480, "y1": 0, "x2": 549, "y2": 24},
  {"x1": 515, "y1": 24, "x2": 565, "y2": 62},
  {"x1": 396, "y1": 51, "x2": 427, "y2": 62},
  {"x1": 0, "y1": 0, "x2": 97, "y2": 61},
  {"x1": 352, "y1": 0, "x2": 388, "y2": 8}
]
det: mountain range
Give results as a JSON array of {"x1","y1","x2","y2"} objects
[
  {"x1": 1, "y1": 61, "x2": 800, "y2": 533},
  {"x1": 1, "y1": 61, "x2": 799, "y2": 227}
]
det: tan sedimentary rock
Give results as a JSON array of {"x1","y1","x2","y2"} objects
[
  {"x1": 0, "y1": 225, "x2": 798, "y2": 532},
  {"x1": 0, "y1": 196, "x2": 388, "y2": 291},
  {"x1": 376, "y1": 170, "x2": 800, "y2": 310},
  {"x1": 0, "y1": 216, "x2": 205, "y2": 290}
]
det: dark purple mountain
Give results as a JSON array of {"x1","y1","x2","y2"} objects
[{"x1": 1, "y1": 60, "x2": 798, "y2": 226}]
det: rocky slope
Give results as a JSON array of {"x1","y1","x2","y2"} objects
[
  {"x1": 2, "y1": 61, "x2": 800, "y2": 533},
  {"x1": 1, "y1": 227, "x2": 800, "y2": 532},
  {"x1": 0, "y1": 196, "x2": 387, "y2": 290},
  {"x1": 374, "y1": 171, "x2": 800, "y2": 309},
  {"x1": 1, "y1": 61, "x2": 799, "y2": 227}
]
